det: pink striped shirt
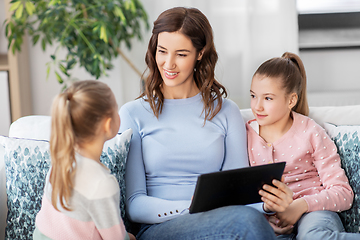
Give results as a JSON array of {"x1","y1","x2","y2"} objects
[{"x1": 35, "y1": 153, "x2": 128, "y2": 240}]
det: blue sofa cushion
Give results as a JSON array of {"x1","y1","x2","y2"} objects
[
  {"x1": 0, "y1": 128, "x2": 132, "y2": 240},
  {"x1": 324, "y1": 123, "x2": 360, "y2": 233}
]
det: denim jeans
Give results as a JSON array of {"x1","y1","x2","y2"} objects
[
  {"x1": 136, "y1": 205, "x2": 277, "y2": 240},
  {"x1": 277, "y1": 211, "x2": 360, "y2": 240}
]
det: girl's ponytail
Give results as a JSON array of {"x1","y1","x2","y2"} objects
[
  {"x1": 49, "y1": 91, "x2": 76, "y2": 211},
  {"x1": 281, "y1": 52, "x2": 309, "y2": 116},
  {"x1": 49, "y1": 80, "x2": 116, "y2": 211}
]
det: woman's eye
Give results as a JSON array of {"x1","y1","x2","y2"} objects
[
  {"x1": 250, "y1": 94, "x2": 255, "y2": 98},
  {"x1": 158, "y1": 49, "x2": 166, "y2": 54},
  {"x1": 178, "y1": 54, "x2": 187, "y2": 57},
  {"x1": 265, "y1": 97, "x2": 272, "y2": 101}
]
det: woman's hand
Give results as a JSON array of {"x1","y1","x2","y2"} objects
[
  {"x1": 275, "y1": 198, "x2": 308, "y2": 227},
  {"x1": 260, "y1": 178, "x2": 293, "y2": 213},
  {"x1": 267, "y1": 215, "x2": 294, "y2": 235}
]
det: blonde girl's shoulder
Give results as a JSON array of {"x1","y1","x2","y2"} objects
[{"x1": 74, "y1": 158, "x2": 119, "y2": 198}]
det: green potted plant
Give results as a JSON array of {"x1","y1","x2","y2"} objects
[{"x1": 5, "y1": 0, "x2": 148, "y2": 86}]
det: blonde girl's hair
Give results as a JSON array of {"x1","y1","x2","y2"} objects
[
  {"x1": 141, "y1": 7, "x2": 227, "y2": 121},
  {"x1": 49, "y1": 80, "x2": 116, "y2": 211},
  {"x1": 254, "y1": 52, "x2": 309, "y2": 116}
]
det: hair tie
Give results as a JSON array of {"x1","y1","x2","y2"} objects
[{"x1": 66, "y1": 92, "x2": 73, "y2": 101}]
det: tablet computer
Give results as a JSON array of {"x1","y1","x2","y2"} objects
[{"x1": 189, "y1": 162, "x2": 286, "y2": 214}]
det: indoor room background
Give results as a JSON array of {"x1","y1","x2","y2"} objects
[{"x1": 0, "y1": 0, "x2": 359, "y2": 136}]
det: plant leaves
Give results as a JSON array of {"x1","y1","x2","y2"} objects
[
  {"x1": 15, "y1": 4, "x2": 24, "y2": 19},
  {"x1": 59, "y1": 63, "x2": 70, "y2": 77},
  {"x1": 67, "y1": 59, "x2": 76, "y2": 69},
  {"x1": 25, "y1": 1, "x2": 36, "y2": 16},
  {"x1": 5, "y1": 0, "x2": 150, "y2": 85},
  {"x1": 48, "y1": 0, "x2": 58, "y2": 7},
  {"x1": 100, "y1": 25, "x2": 108, "y2": 43},
  {"x1": 114, "y1": 6, "x2": 127, "y2": 24},
  {"x1": 32, "y1": 35, "x2": 40, "y2": 45},
  {"x1": 41, "y1": 38, "x2": 46, "y2": 51},
  {"x1": 46, "y1": 65, "x2": 50, "y2": 80},
  {"x1": 9, "y1": 1, "x2": 21, "y2": 12},
  {"x1": 55, "y1": 71, "x2": 63, "y2": 84}
]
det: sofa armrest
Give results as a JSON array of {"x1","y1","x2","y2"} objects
[{"x1": 0, "y1": 144, "x2": 7, "y2": 240}]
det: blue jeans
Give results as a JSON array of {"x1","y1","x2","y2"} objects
[
  {"x1": 277, "y1": 211, "x2": 360, "y2": 240},
  {"x1": 136, "y1": 205, "x2": 277, "y2": 240}
]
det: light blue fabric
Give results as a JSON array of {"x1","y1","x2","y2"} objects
[
  {"x1": 119, "y1": 93, "x2": 263, "y2": 228},
  {"x1": 277, "y1": 211, "x2": 360, "y2": 240},
  {"x1": 137, "y1": 205, "x2": 276, "y2": 240}
]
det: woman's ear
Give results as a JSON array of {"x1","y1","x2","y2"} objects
[
  {"x1": 197, "y1": 49, "x2": 204, "y2": 61},
  {"x1": 288, "y1": 93, "x2": 298, "y2": 110}
]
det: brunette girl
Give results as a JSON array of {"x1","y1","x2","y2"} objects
[{"x1": 247, "y1": 52, "x2": 357, "y2": 239}]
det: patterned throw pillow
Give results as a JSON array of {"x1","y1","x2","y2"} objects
[
  {"x1": 324, "y1": 123, "x2": 360, "y2": 233},
  {"x1": 0, "y1": 128, "x2": 132, "y2": 240}
]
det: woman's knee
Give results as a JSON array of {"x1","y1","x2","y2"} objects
[
  {"x1": 210, "y1": 205, "x2": 265, "y2": 224},
  {"x1": 211, "y1": 205, "x2": 276, "y2": 239}
]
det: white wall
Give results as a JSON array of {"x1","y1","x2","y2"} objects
[
  {"x1": 300, "y1": 48, "x2": 360, "y2": 106},
  {"x1": 9, "y1": 0, "x2": 299, "y2": 115}
]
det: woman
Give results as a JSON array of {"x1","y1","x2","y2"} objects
[{"x1": 119, "y1": 7, "x2": 292, "y2": 240}]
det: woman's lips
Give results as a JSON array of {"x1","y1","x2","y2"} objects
[{"x1": 164, "y1": 70, "x2": 179, "y2": 79}]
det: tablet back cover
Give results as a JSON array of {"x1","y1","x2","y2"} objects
[{"x1": 189, "y1": 162, "x2": 286, "y2": 214}]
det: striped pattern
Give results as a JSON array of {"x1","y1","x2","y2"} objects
[{"x1": 34, "y1": 154, "x2": 128, "y2": 240}]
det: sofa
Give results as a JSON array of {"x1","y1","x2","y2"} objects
[{"x1": 1, "y1": 105, "x2": 360, "y2": 239}]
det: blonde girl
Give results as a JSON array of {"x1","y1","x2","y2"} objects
[
  {"x1": 34, "y1": 80, "x2": 134, "y2": 240},
  {"x1": 247, "y1": 52, "x2": 357, "y2": 239}
]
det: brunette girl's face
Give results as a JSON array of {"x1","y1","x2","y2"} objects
[
  {"x1": 156, "y1": 31, "x2": 203, "y2": 97},
  {"x1": 250, "y1": 74, "x2": 296, "y2": 128}
]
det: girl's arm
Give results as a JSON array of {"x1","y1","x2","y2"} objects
[
  {"x1": 119, "y1": 105, "x2": 191, "y2": 224},
  {"x1": 302, "y1": 124, "x2": 354, "y2": 212}
]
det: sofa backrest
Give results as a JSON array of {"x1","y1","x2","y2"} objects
[
  {"x1": 9, "y1": 105, "x2": 360, "y2": 140},
  {"x1": 9, "y1": 115, "x2": 51, "y2": 140},
  {"x1": 240, "y1": 104, "x2": 360, "y2": 127}
]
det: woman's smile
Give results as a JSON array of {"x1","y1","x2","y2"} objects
[
  {"x1": 156, "y1": 31, "x2": 202, "y2": 98},
  {"x1": 164, "y1": 69, "x2": 179, "y2": 79}
]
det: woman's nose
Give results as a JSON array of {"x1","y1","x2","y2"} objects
[{"x1": 164, "y1": 55, "x2": 175, "y2": 70}]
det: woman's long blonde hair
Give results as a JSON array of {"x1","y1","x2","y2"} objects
[{"x1": 49, "y1": 80, "x2": 116, "y2": 211}]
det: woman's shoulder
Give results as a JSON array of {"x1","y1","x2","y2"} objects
[
  {"x1": 120, "y1": 98, "x2": 144, "y2": 111},
  {"x1": 221, "y1": 97, "x2": 240, "y2": 112},
  {"x1": 120, "y1": 97, "x2": 152, "y2": 114},
  {"x1": 213, "y1": 97, "x2": 243, "y2": 123}
]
